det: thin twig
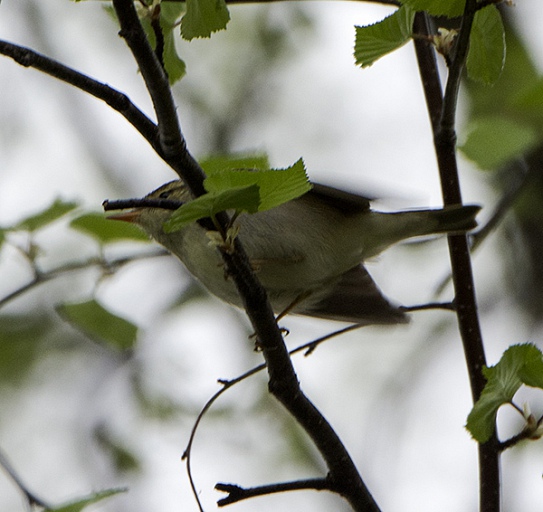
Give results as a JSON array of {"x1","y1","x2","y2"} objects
[
  {"x1": 215, "y1": 478, "x2": 332, "y2": 506},
  {"x1": 470, "y1": 158, "x2": 531, "y2": 251},
  {"x1": 181, "y1": 322, "x2": 368, "y2": 510},
  {"x1": 0, "y1": 448, "x2": 50, "y2": 509},
  {"x1": 103, "y1": 198, "x2": 183, "y2": 211},
  {"x1": 0, "y1": 250, "x2": 168, "y2": 310}
]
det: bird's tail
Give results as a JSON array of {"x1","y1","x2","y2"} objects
[
  {"x1": 362, "y1": 204, "x2": 481, "y2": 259},
  {"x1": 418, "y1": 204, "x2": 481, "y2": 234}
]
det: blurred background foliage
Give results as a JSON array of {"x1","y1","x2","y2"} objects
[{"x1": 1, "y1": 1, "x2": 543, "y2": 512}]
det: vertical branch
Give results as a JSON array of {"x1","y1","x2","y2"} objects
[{"x1": 413, "y1": 9, "x2": 500, "y2": 512}]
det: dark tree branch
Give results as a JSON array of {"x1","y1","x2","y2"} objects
[
  {"x1": 0, "y1": 40, "x2": 162, "y2": 156},
  {"x1": 109, "y1": 1, "x2": 379, "y2": 510},
  {"x1": 150, "y1": 5, "x2": 166, "y2": 69},
  {"x1": 0, "y1": 6, "x2": 379, "y2": 508},
  {"x1": 215, "y1": 478, "x2": 332, "y2": 506},
  {"x1": 111, "y1": 0, "x2": 207, "y2": 196},
  {"x1": 218, "y1": 246, "x2": 381, "y2": 512},
  {"x1": 183, "y1": 323, "x2": 370, "y2": 510},
  {"x1": 413, "y1": 9, "x2": 500, "y2": 512}
]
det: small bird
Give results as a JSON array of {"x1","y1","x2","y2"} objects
[{"x1": 107, "y1": 180, "x2": 479, "y2": 324}]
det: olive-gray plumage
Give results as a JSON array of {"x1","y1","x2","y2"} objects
[{"x1": 109, "y1": 180, "x2": 479, "y2": 324}]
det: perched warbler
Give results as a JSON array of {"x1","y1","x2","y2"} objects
[{"x1": 106, "y1": 180, "x2": 479, "y2": 324}]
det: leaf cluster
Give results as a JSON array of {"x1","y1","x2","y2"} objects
[
  {"x1": 164, "y1": 156, "x2": 312, "y2": 232},
  {"x1": 467, "y1": 344, "x2": 543, "y2": 444},
  {"x1": 0, "y1": 198, "x2": 151, "y2": 352},
  {"x1": 354, "y1": 2, "x2": 504, "y2": 85}
]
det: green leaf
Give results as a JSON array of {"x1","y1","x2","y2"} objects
[
  {"x1": 399, "y1": 0, "x2": 465, "y2": 17},
  {"x1": 466, "y1": 5, "x2": 505, "y2": 85},
  {"x1": 459, "y1": 117, "x2": 537, "y2": 170},
  {"x1": 160, "y1": 2, "x2": 187, "y2": 84},
  {"x1": 94, "y1": 427, "x2": 141, "y2": 473},
  {"x1": 354, "y1": 6, "x2": 415, "y2": 68},
  {"x1": 181, "y1": 0, "x2": 230, "y2": 40},
  {"x1": 513, "y1": 77, "x2": 543, "y2": 121},
  {"x1": 164, "y1": 185, "x2": 261, "y2": 232},
  {"x1": 464, "y1": 20, "x2": 539, "y2": 121},
  {"x1": 164, "y1": 159, "x2": 311, "y2": 231},
  {"x1": 204, "y1": 158, "x2": 312, "y2": 212},
  {"x1": 0, "y1": 314, "x2": 54, "y2": 386},
  {"x1": 519, "y1": 347, "x2": 543, "y2": 388},
  {"x1": 134, "y1": 3, "x2": 186, "y2": 85},
  {"x1": 466, "y1": 344, "x2": 543, "y2": 443},
  {"x1": 57, "y1": 300, "x2": 138, "y2": 351},
  {"x1": 200, "y1": 153, "x2": 271, "y2": 176},
  {"x1": 70, "y1": 212, "x2": 149, "y2": 243},
  {"x1": 14, "y1": 199, "x2": 78, "y2": 232},
  {"x1": 160, "y1": 1, "x2": 186, "y2": 25},
  {"x1": 163, "y1": 30, "x2": 186, "y2": 84},
  {"x1": 47, "y1": 488, "x2": 127, "y2": 512}
]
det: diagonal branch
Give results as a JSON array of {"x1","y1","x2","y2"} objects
[
  {"x1": 109, "y1": 1, "x2": 379, "y2": 510},
  {"x1": 111, "y1": 0, "x2": 207, "y2": 196},
  {"x1": 0, "y1": 40, "x2": 162, "y2": 156}
]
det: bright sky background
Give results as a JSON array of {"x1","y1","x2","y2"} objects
[{"x1": 1, "y1": 1, "x2": 543, "y2": 512}]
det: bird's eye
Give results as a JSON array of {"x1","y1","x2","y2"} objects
[{"x1": 159, "y1": 191, "x2": 171, "y2": 199}]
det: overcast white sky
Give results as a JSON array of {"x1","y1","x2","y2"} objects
[{"x1": 1, "y1": 2, "x2": 543, "y2": 512}]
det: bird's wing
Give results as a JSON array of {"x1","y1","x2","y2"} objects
[
  {"x1": 301, "y1": 265, "x2": 408, "y2": 324},
  {"x1": 308, "y1": 183, "x2": 372, "y2": 215}
]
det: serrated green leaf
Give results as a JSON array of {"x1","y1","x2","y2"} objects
[
  {"x1": 466, "y1": 344, "x2": 542, "y2": 443},
  {"x1": 464, "y1": 22, "x2": 539, "y2": 121},
  {"x1": 163, "y1": 30, "x2": 186, "y2": 84},
  {"x1": 160, "y1": 1, "x2": 185, "y2": 25},
  {"x1": 200, "y1": 153, "x2": 271, "y2": 176},
  {"x1": 160, "y1": 2, "x2": 187, "y2": 84},
  {"x1": 135, "y1": 3, "x2": 186, "y2": 84},
  {"x1": 467, "y1": 5, "x2": 505, "y2": 85},
  {"x1": 459, "y1": 117, "x2": 537, "y2": 170},
  {"x1": 47, "y1": 488, "x2": 127, "y2": 512},
  {"x1": 164, "y1": 185, "x2": 261, "y2": 232},
  {"x1": 70, "y1": 212, "x2": 149, "y2": 243},
  {"x1": 181, "y1": 0, "x2": 230, "y2": 40},
  {"x1": 354, "y1": 6, "x2": 415, "y2": 68},
  {"x1": 14, "y1": 199, "x2": 78, "y2": 232},
  {"x1": 57, "y1": 300, "x2": 138, "y2": 351},
  {"x1": 518, "y1": 345, "x2": 543, "y2": 388},
  {"x1": 400, "y1": 0, "x2": 465, "y2": 17},
  {"x1": 204, "y1": 158, "x2": 312, "y2": 212}
]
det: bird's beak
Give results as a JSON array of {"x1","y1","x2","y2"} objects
[{"x1": 107, "y1": 210, "x2": 141, "y2": 223}]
